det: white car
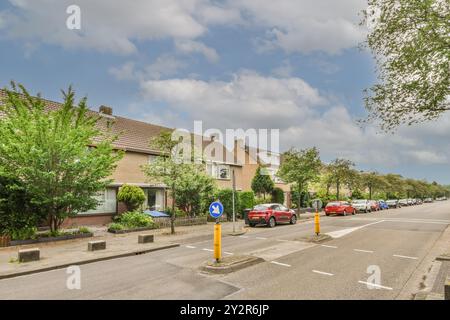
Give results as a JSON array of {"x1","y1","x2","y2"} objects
[
  {"x1": 399, "y1": 199, "x2": 409, "y2": 206},
  {"x1": 351, "y1": 199, "x2": 371, "y2": 213},
  {"x1": 386, "y1": 199, "x2": 400, "y2": 208}
]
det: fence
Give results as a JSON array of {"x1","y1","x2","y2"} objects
[{"x1": 154, "y1": 216, "x2": 208, "y2": 228}]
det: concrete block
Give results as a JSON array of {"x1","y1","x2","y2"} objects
[
  {"x1": 445, "y1": 276, "x2": 450, "y2": 300},
  {"x1": 88, "y1": 240, "x2": 106, "y2": 251},
  {"x1": 138, "y1": 234, "x2": 154, "y2": 244},
  {"x1": 18, "y1": 248, "x2": 40, "y2": 262}
]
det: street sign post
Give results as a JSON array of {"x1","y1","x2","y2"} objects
[
  {"x1": 312, "y1": 199, "x2": 322, "y2": 236},
  {"x1": 209, "y1": 201, "x2": 224, "y2": 262}
]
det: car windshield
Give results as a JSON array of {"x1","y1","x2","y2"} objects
[
  {"x1": 352, "y1": 200, "x2": 366, "y2": 204},
  {"x1": 326, "y1": 202, "x2": 341, "y2": 206},
  {"x1": 253, "y1": 204, "x2": 271, "y2": 210}
]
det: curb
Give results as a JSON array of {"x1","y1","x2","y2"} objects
[
  {"x1": 0, "y1": 243, "x2": 180, "y2": 280},
  {"x1": 436, "y1": 255, "x2": 450, "y2": 261},
  {"x1": 201, "y1": 255, "x2": 264, "y2": 274}
]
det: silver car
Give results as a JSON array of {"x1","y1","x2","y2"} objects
[{"x1": 351, "y1": 199, "x2": 371, "y2": 213}]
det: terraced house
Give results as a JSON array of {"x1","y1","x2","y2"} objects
[{"x1": 0, "y1": 89, "x2": 292, "y2": 226}]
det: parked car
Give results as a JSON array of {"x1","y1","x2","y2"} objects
[
  {"x1": 399, "y1": 199, "x2": 408, "y2": 206},
  {"x1": 386, "y1": 199, "x2": 400, "y2": 208},
  {"x1": 369, "y1": 200, "x2": 380, "y2": 211},
  {"x1": 424, "y1": 198, "x2": 433, "y2": 203},
  {"x1": 325, "y1": 201, "x2": 356, "y2": 216},
  {"x1": 351, "y1": 199, "x2": 371, "y2": 213},
  {"x1": 407, "y1": 199, "x2": 414, "y2": 206},
  {"x1": 416, "y1": 199, "x2": 423, "y2": 205},
  {"x1": 248, "y1": 203, "x2": 297, "y2": 228},
  {"x1": 378, "y1": 200, "x2": 389, "y2": 210}
]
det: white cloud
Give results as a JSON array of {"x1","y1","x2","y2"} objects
[
  {"x1": 231, "y1": 0, "x2": 367, "y2": 54},
  {"x1": 137, "y1": 70, "x2": 450, "y2": 167},
  {"x1": 109, "y1": 62, "x2": 136, "y2": 81}
]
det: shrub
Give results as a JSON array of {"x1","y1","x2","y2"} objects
[
  {"x1": 78, "y1": 226, "x2": 91, "y2": 234},
  {"x1": 238, "y1": 191, "x2": 255, "y2": 213},
  {"x1": 108, "y1": 223, "x2": 125, "y2": 231},
  {"x1": 10, "y1": 226, "x2": 37, "y2": 241},
  {"x1": 215, "y1": 188, "x2": 239, "y2": 221},
  {"x1": 271, "y1": 187, "x2": 285, "y2": 204},
  {"x1": 115, "y1": 210, "x2": 154, "y2": 229},
  {"x1": 117, "y1": 185, "x2": 146, "y2": 211}
]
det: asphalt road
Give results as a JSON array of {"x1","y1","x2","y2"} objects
[{"x1": 1, "y1": 201, "x2": 449, "y2": 300}]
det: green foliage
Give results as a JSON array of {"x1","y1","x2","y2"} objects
[
  {"x1": 107, "y1": 223, "x2": 124, "y2": 231},
  {"x1": 78, "y1": 226, "x2": 91, "y2": 234},
  {"x1": 362, "y1": 0, "x2": 450, "y2": 130},
  {"x1": 254, "y1": 197, "x2": 272, "y2": 205},
  {"x1": 0, "y1": 83, "x2": 123, "y2": 232},
  {"x1": 215, "y1": 188, "x2": 238, "y2": 221},
  {"x1": 278, "y1": 147, "x2": 321, "y2": 209},
  {"x1": 251, "y1": 166, "x2": 274, "y2": 198},
  {"x1": 325, "y1": 158, "x2": 355, "y2": 200},
  {"x1": 271, "y1": 187, "x2": 285, "y2": 204},
  {"x1": 238, "y1": 191, "x2": 255, "y2": 213},
  {"x1": 290, "y1": 190, "x2": 309, "y2": 208},
  {"x1": 117, "y1": 185, "x2": 146, "y2": 211},
  {"x1": 114, "y1": 210, "x2": 155, "y2": 229}
]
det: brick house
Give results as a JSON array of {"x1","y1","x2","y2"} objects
[{"x1": 0, "y1": 89, "x2": 291, "y2": 226}]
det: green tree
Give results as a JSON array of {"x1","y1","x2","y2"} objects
[
  {"x1": 326, "y1": 158, "x2": 355, "y2": 200},
  {"x1": 238, "y1": 191, "x2": 255, "y2": 214},
  {"x1": 360, "y1": 171, "x2": 388, "y2": 199},
  {"x1": 0, "y1": 84, "x2": 123, "y2": 232},
  {"x1": 117, "y1": 185, "x2": 146, "y2": 211},
  {"x1": 362, "y1": 0, "x2": 450, "y2": 130},
  {"x1": 271, "y1": 187, "x2": 285, "y2": 204},
  {"x1": 215, "y1": 188, "x2": 237, "y2": 221},
  {"x1": 277, "y1": 147, "x2": 322, "y2": 210},
  {"x1": 251, "y1": 166, "x2": 274, "y2": 199}
]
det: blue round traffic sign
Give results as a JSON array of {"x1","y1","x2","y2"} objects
[{"x1": 209, "y1": 201, "x2": 224, "y2": 218}]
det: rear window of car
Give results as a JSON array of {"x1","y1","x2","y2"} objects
[
  {"x1": 253, "y1": 204, "x2": 271, "y2": 210},
  {"x1": 352, "y1": 200, "x2": 366, "y2": 204},
  {"x1": 326, "y1": 202, "x2": 341, "y2": 206}
]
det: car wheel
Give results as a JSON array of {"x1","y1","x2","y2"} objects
[
  {"x1": 352, "y1": 210, "x2": 356, "y2": 215},
  {"x1": 343, "y1": 211, "x2": 347, "y2": 216},
  {"x1": 249, "y1": 223, "x2": 255, "y2": 227},
  {"x1": 325, "y1": 213, "x2": 330, "y2": 216},
  {"x1": 268, "y1": 217, "x2": 276, "y2": 228},
  {"x1": 365, "y1": 208, "x2": 368, "y2": 213},
  {"x1": 290, "y1": 215, "x2": 297, "y2": 224}
]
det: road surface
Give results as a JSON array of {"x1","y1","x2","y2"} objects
[{"x1": 1, "y1": 201, "x2": 449, "y2": 299}]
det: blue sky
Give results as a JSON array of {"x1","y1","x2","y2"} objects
[{"x1": 1, "y1": 0, "x2": 449, "y2": 183}]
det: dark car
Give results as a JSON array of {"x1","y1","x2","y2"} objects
[{"x1": 248, "y1": 203, "x2": 297, "y2": 228}]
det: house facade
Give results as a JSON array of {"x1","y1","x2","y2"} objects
[{"x1": 0, "y1": 90, "x2": 291, "y2": 227}]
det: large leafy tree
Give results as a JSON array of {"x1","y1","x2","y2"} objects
[
  {"x1": 251, "y1": 166, "x2": 275, "y2": 199},
  {"x1": 0, "y1": 84, "x2": 123, "y2": 232},
  {"x1": 362, "y1": 0, "x2": 450, "y2": 130},
  {"x1": 277, "y1": 147, "x2": 322, "y2": 210},
  {"x1": 326, "y1": 159, "x2": 355, "y2": 200},
  {"x1": 360, "y1": 171, "x2": 388, "y2": 199}
]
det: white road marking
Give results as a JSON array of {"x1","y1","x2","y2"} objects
[
  {"x1": 276, "y1": 239, "x2": 289, "y2": 242},
  {"x1": 327, "y1": 220, "x2": 385, "y2": 238},
  {"x1": 353, "y1": 249, "x2": 374, "y2": 253},
  {"x1": 270, "y1": 261, "x2": 291, "y2": 267},
  {"x1": 358, "y1": 281, "x2": 393, "y2": 290},
  {"x1": 393, "y1": 254, "x2": 418, "y2": 260},
  {"x1": 202, "y1": 248, "x2": 214, "y2": 252},
  {"x1": 321, "y1": 245, "x2": 337, "y2": 249},
  {"x1": 312, "y1": 270, "x2": 334, "y2": 276},
  {"x1": 255, "y1": 237, "x2": 267, "y2": 240},
  {"x1": 185, "y1": 245, "x2": 196, "y2": 249},
  {"x1": 239, "y1": 235, "x2": 249, "y2": 239},
  {"x1": 224, "y1": 251, "x2": 233, "y2": 255},
  {"x1": 349, "y1": 217, "x2": 450, "y2": 225}
]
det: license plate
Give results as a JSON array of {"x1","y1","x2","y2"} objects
[{"x1": 251, "y1": 217, "x2": 260, "y2": 220}]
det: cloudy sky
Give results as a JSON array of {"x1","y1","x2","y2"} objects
[{"x1": 0, "y1": 0, "x2": 449, "y2": 183}]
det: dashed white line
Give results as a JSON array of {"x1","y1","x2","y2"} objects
[
  {"x1": 270, "y1": 261, "x2": 291, "y2": 267},
  {"x1": 321, "y1": 245, "x2": 338, "y2": 249},
  {"x1": 202, "y1": 248, "x2": 214, "y2": 252},
  {"x1": 358, "y1": 281, "x2": 393, "y2": 290},
  {"x1": 239, "y1": 235, "x2": 249, "y2": 239},
  {"x1": 312, "y1": 270, "x2": 334, "y2": 276},
  {"x1": 185, "y1": 245, "x2": 196, "y2": 249},
  {"x1": 393, "y1": 254, "x2": 418, "y2": 260},
  {"x1": 353, "y1": 249, "x2": 374, "y2": 253},
  {"x1": 255, "y1": 237, "x2": 267, "y2": 240},
  {"x1": 224, "y1": 251, "x2": 233, "y2": 255},
  {"x1": 276, "y1": 239, "x2": 289, "y2": 242}
]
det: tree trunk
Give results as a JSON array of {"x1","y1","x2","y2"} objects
[
  {"x1": 171, "y1": 184, "x2": 176, "y2": 235},
  {"x1": 336, "y1": 180, "x2": 340, "y2": 200},
  {"x1": 298, "y1": 182, "x2": 302, "y2": 214},
  {"x1": 369, "y1": 186, "x2": 372, "y2": 200}
]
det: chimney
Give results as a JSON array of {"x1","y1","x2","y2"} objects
[{"x1": 99, "y1": 105, "x2": 113, "y2": 116}]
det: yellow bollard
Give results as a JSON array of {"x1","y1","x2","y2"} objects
[
  {"x1": 214, "y1": 223, "x2": 222, "y2": 262},
  {"x1": 314, "y1": 211, "x2": 320, "y2": 236}
]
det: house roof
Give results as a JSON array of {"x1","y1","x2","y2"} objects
[{"x1": 0, "y1": 88, "x2": 240, "y2": 165}]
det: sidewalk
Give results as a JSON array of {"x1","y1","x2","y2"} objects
[{"x1": 0, "y1": 221, "x2": 246, "y2": 279}]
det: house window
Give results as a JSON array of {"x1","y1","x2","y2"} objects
[
  {"x1": 79, "y1": 188, "x2": 117, "y2": 215},
  {"x1": 218, "y1": 165, "x2": 230, "y2": 179},
  {"x1": 145, "y1": 188, "x2": 165, "y2": 211}
]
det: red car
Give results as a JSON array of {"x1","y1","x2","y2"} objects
[
  {"x1": 324, "y1": 201, "x2": 356, "y2": 216},
  {"x1": 248, "y1": 203, "x2": 297, "y2": 228},
  {"x1": 369, "y1": 200, "x2": 380, "y2": 211}
]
